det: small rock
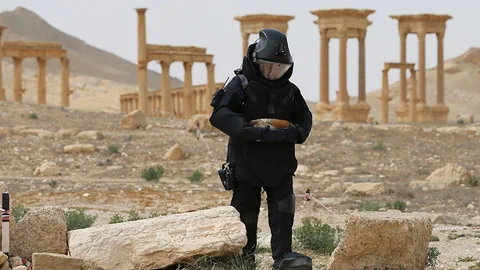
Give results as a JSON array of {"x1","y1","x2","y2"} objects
[
  {"x1": 468, "y1": 203, "x2": 475, "y2": 209},
  {"x1": 56, "y1": 128, "x2": 81, "y2": 139},
  {"x1": 9, "y1": 256, "x2": 23, "y2": 268},
  {"x1": 426, "y1": 163, "x2": 470, "y2": 186},
  {"x1": 186, "y1": 114, "x2": 215, "y2": 133},
  {"x1": 106, "y1": 165, "x2": 123, "y2": 171},
  {"x1": 95, "y1": 159, "x2": 113, "y2": 166},
  {"x1": 146, "y1": 124, "x2": 154, "y2": 130},
  {"x1": 341, "y1": 139, "x2": 352, "y2": 145},
  {"x1": 163, "y1": 143, "x2": 184, "y2": 161},
  {"x1": 33, "y1": 161, "x2": 61, "y2": 177},
  {"x1": 64, "y1": 144, "x2": 96, "y2": 153},
  {"x1": 343, "y1": 167, "x2": 356, "y2": 174},
  {"x1": 0, "y1": 252, "x2": 7, "y2": 265},
  {"x1": 75, "y1": 131, "x2": 104, "y2": 140},
  {"x1": 344, "y1": 182, "x2": 385, "y2": 196}
]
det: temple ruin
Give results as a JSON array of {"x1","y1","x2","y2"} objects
[
  {"x1": 311, "y1": 9, "x2": 375, "y2": 122},
  {"x1": 380, "y1": 62, "x2": 417, "y2": 124},
  {"x1": 234, "y1": 14, "x2": 295, "y2": 57},
  {"x1": 0, "y1": 26, "x2": 71, "y2": 106},
  {"x1": 133, "y1": 8, "x2": 216, "y2": 118},
  {"x1": 390, "y1": 14, "x2": 452, "y2": 123}
]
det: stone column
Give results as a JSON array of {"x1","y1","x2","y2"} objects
[
  {"x1": 13, "y1": 57, "x2": 23, "y2": 102},
  {"x1": 338, "y1": 28, "x2": 348, "y2": 104},
  {"x1": 160, "y1": 61, "x2": 172, "y2": 117},
  {"x1": 399, "y1": 32, "x2": 407, "y2": 104},
  {"x1": 61, "y1": 58, "x2": 70, "y2": 107},
  {"x1": 381, "y1": 69, "x2": 389, "y2": 124},
  {"x1": 37, "y1": 57, "x2": 47, "y2": 104},
  {"x1": 436, "y1": 32, "x2": 445, "y2": 104},
  {"x1": 183, "y1": 61, "x2": 193, "y2": 118},
  {"x1": 410, "y1": 69, "x2": 417, "y2": 122},
  {"x1": 136, "y1": 8, "x2": 148, "y2": 115},
  {"x1": 242, "y1": 33, "x2": 250, "y2": 57},
  {"x1": 206, "y1": 63, "x2": 215, "y2": 113},
  {"x1": 418, "y1": 30, "x2": 427, "y2": 104},
  {"x1": 320, "y1": 29, "x2": 329, "y2": 104},
  {"x1": 358, "y1": 30, "x2": 366, "y2": 103},
  {"x1": 0, "y1": 27, "x2": 5, "y2": 101}
]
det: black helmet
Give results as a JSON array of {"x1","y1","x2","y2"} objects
[{"x1": 252, "y1": 29, "x2": 293, "y2": 80}]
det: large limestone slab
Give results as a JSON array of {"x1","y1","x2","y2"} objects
[
  {"x1": 327, "y1": 211, "x2": 432, "y2": 270},
  {"x1": 68, "y1": 206, "x2": 246, "y2": 270},
  {"x1": 426, "y1": 163, "x2": 470, "y2": 186},
  {"x1": 344, "y1": 182, "x2": 385, "y2": 196},
  {"x1": 121, "y1": 109, "x2": 147, "y2": 130},
  {"x1": 11, "y1": 206, "x2": 68, "y2": 260},
  {"x1": 32, "y1": 253, "x2": 104, "y2": 270},
  {"x1": 187, "y1": 114, "x2": 215, "y2": 133}
]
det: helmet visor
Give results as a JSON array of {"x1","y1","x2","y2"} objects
[{"x1": 257, "y1": 60, "x2": 292, "y2": 80}]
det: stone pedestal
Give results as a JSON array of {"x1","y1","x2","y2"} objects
[
  {"x1": 416, "y1": 103, "x2": 431, "y2": 123},
  {"x1": 395, "y1": 102, "x2": 410, "y2": 123},
  {"x1": 315, "y1": 103, "x2": 335, "y2": 121},
  {"x1": 430, "y1": 104, "x2": 449, "y2": 123},
  {"x1": 350, "y1": 102, "x2": 371, "y2": 122}
]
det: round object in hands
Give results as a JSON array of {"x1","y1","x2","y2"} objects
[{"x1": 250, "y1": 118, "x2": 292, "y2": 129}]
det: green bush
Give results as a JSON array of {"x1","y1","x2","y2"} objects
[
  {"x1": 468, "y1": 176, "x2": 479, "y2": 187},
  {"x1": 385, "y1": 200, "x2": 407, "y2": 212},
  {"x1": 188, "y1": 170, "x2": 204, "y2": 182},
  {"x1": 293, "y1": 217, "x2": 343, "y2": 255},
  {"x1": 109, "y1": 213, "x2": 125, "y2": 224},
  {"x1": 107, "y1": 145, "x2": 119, "y2": 154},
  {"x1": 12, "y1": 204, "x2": 29, "y2": 223},
  {"x1": 458, "y1": 256, "x2": 476, "y2": 262},
  {"x1": 141, "y1": 166, "x2": 164, "y2": 181},
  {"x1": 28, "y1": 113, "x2": 38, "y2": 119},
  {"x1": 430, "y1": 235, "x2": 440, "y2": 242},
  {"x1": 127, "y1": 210, "x2": 143, "y2": 221},
  {"x1": 48, "y1": 180, "x2": 58, "y2": 189},
  {"x1": 468, "y1": 262, "x2": 480, "y2": 270},
  {"x1": 149, "y1": 212, "x2": 162, "y2": 218},
  {"x1": 427, "y1": 247, "x2": 441, "y2": 268},
  {"x1": 359, "y1": 202, "x2": 381, "y2": 212},
  {"x1": 65, "y1": 209, "x2": 97, "y2": 231},
  {"x1": 372, "y1": 142, "x2": 386, "y2": 151}
]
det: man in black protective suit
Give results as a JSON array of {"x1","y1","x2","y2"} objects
[{"x1": 209, "y1": 28, "x2": 313, "y2": 270}]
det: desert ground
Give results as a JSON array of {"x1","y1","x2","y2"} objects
[{"x1": 0, "y1": 100, "x2": 479, "y2": 269}]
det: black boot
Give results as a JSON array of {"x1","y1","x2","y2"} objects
[{"x1": 272, "y1": 252, "x2": 312, "y2": 270}]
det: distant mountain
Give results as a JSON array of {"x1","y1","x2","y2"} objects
[{"x1": 0, "y1": 6, "x2": 183, "y2": 89}]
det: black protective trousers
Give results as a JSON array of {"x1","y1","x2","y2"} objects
[{"x1": 230, "y1": 171, "x2": 295, "y2": 261}]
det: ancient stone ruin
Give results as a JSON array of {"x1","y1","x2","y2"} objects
[
  {"x1": 234, "y1": 14, "x2": 295, "y2": 57},
  {"x1": 311, "y1": 9, "x2": 375, "y2": 123},
  {"x1": 387, "y1": 14, "x2": 452, "y2": 123},
  {"x1": 124, "y1": 8, "x2": 219, "y2": 119},
  {"x1": 0, "y1": 26, "x2": 72, "y2": 107}
]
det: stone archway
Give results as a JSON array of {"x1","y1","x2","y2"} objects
[
  {"x1": 234, "y1": 14, "x2": 295, "y2": 57},
  {"x1": 311, "y1": 9, "x2": 375, "y2": 123},
  {"x1": 390, "y1": 14, "x2": 452, "y2": 123},
  {"x1": 0, "y1": 27, "x2": 72, "y2": 106},
  {"x1": 380, "y1": 62, "x2": 417, "y2": 124}
]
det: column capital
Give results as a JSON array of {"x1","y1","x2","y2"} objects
[
  {"x1": 37, "y1": 57, "x2": 47, "y2": 61},
  {"x1": 399, "y1": 29, "x2": 409, "y2": 39},
  {"x1": 135, "y1": 8, "x2": 147, "y2": 14},
  {"x1": 319, "y1": 28, "x2": 328, "y2": 37},
  {"x1": 206, "y1": 62, "x2": 215, "y2": 69},
  {"x1": 12, "y1": 57, "x2": 23, "y2": 62},
  {"x1": 159, "y1": 60, "x2": 171, "y2": 68},
  {"x1": 436, "y1": 32, "x2": 445, "y2": 41},
  {"x1": 337, "y1": 26, "x2": 348, "y2": 38},
  {"x1": 358, "y1": 29, "x2": 366, "y2": 39},
  {"x1": 183, "y1": 61, "x2": 193, "y2": 71},
  {"x1": 417, "y1": 29, "x2": 427, "y2": 41},
  {"x1": 61, "y1": 58, "x2": 70, "y2": 64}
]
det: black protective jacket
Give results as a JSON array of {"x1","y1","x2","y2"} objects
[{"x1": 210, "y1": 44, "x2": 312, "y2": 188}]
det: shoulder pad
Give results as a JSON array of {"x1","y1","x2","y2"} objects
[{"x1": 223, "y1": 76, "x2": 242, "y2": 92}]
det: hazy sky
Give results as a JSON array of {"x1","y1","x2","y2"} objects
[{"x1": 1, "y1": 0, "x2": 477, "y2": 102}]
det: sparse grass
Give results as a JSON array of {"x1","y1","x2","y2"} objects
[
  {"x1": 256, "y1": 246, "x2": 270, "y2": 254},
  {"x1": 457, "y1": 118, "x2": 465, "y2": 125},
  {"x1": 468, "y1": 262, "x2": 480, "y2": 270},
  {"x1": 149, "y1": 212, "x2": 162, "y2": 218},
  {"x1": 430, "y1": 235, "x2": 440, "y2": 242},
  {"x1": 141, "y1": 166, "x2": 164, "y2": 181},
  {"x1": 109, "y1": 213, "x2": 125, "y2": 224},
  {"x1": 427, "y1": 247, "x2": 441, "y2": 268},
  {"x1": 28, "y1": 113, "x2": 38, "y2": 119},
  {"x1": 385, "y1": 200, "x2": 407, "y2": 212},
  {"x1": 293, "y1": 217, "x2": 343, "y2": 255},
  {"x1": 458, "y1": 256, "x2": 477, "y2": 262},
  {"x1": 127, "y1": 210, "x2": 143, "y2": 221},
  {"x1": 107, "y1": 144, "x2": 119, "y2": 154},
  {"x1": 359, "y1": 202, "x2": 381, "y2": 212},
  {"x1": 12, "y1": 204, "x2": 29, "y2": 223},
  {"x1": 372, "y1": 142, "x2": 386, "y2": 151},
  {"x1": 175, "y1": 254, "x2": 256, "y2": 270},
  {"x1": 65, "y1": 209, "x2": 97, "y2": 231},
  {"x1": 188, "y1": 170, "x2": 204, "y2": 182},
  {"x1": 48, "y1": 180, "x2": 58, "y2": 189},
  {"x1": 468, "y1": 176, "x2": 479, "y2": 187}
]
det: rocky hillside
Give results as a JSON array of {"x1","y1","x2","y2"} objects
[{"x1": 0, "y1": 6, "x2": 182, "y2": 90}]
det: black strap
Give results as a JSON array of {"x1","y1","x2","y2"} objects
[
  {"x1": 234, "y1": 68, "x2": 258, "y2": 103},
  {"x1": 282, "y1": 88, "x2": 294, "y2": 105}
]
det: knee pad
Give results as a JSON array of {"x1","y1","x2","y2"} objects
[{"x1": 270, "y1": 194, "x2": 295, "y2": 215}]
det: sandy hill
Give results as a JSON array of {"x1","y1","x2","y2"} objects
[
  {"x1": 0, "y1": 6, "x2": 182, "y2": 90},
  {"x1": 358, "y1": 47, "x2": 480, "y2": 122}
]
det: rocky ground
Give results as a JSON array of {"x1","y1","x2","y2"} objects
[{"x1": 1, "y1": 100, "x2": 480, "y2": 269}]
